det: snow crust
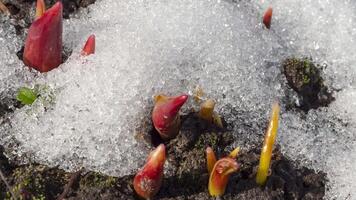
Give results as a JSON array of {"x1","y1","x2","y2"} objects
[
  {"x1": 0, "y1": 16, "x2": 33, "y2": 102},
  {"x1": 1, "y1": 0, "x2": 356, "y2": 198}
]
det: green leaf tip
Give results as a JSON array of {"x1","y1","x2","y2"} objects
[{"x1": 16, "y1": 87, "x2": 38, "y2": 105}]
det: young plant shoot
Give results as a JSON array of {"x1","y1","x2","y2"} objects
[
  {"x1": 256, "y1": 103, "x2": 280, "y2": 186},
  {"x1": 198, "y1": 99, "x2": 223, "y2": 128},
  {"x1": 23, "y1": 1, "x2": 63, "y2": 72},
  {"x1": 152, "y1": 94, "x2": 188, "y2": 140},
  {"x1": 17, "y1": 87, "x2": 38, "y2": 105},
  {"x1": 206, "y1": 147, "x2": 217, "y2": 174},
  {"x1": 263, "y1": 7, "x2": 273, "y2": 29},
  {"x1": 207, "y1": 147, "x2": 240, "y2": 197},
  {"x1": 81, "y1": 34, "x2": 96, "y2": 56},
  {"x1": 134, "y1": 144, "x2": 166, "y2": 200}
]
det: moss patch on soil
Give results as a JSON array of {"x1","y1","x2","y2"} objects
[{"x1": 283, "y1": 57, "x2": 335, "y2": 112}]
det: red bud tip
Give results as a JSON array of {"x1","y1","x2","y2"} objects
[
  {"x1": 81, "y1": 34, "x2": 96, "y2": 56},
  {"x1": 134, "y1": 144, "x2": 166, "y2": 200},
  {"x1": 152, "y1": 94, "x2": 188, "y2": 140},
  {"x1": 263, "y1": 7, "x2": 273, "y2": 29},
  {"x1": 23, "y1": 2, "x2": 63, "y2": 73},
  {"x1": 36, "y1": 0, "x2": 46, "y2": 18}
]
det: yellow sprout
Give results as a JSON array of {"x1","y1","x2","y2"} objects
[
  {"x1": 228, "y1": 147, "x2": 240, "y2": 159},
  {"x1": 198, "y1": 99, "x2": 215, "y2": 122},
  {"x1": 193, "y1": 85, "x2": 204, "y2": 103},
  {"x1": 0, "y1": 1, "x2": 10, "y2": 15},
  {"x1": 256, "y1": 102, "x2": 280, "y2": 186},
  {"x1": 206, "y1": 147, "x2": 217, "y2": 174},
  {"x1": 198, "y1": 99, "x2": 224, "y2": 128},
  {"x1": 36, "y1": 0, "x2": 46, "y2": 18}
]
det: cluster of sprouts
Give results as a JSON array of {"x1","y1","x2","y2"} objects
[
  {"x1": 17, "y1": 1, "x2": 280, "y2": 199},
  {"x1": 134, "y1": 94, "x2": 280, "y2": 199}
]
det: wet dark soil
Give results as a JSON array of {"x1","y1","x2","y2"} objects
[
  {"x1": 2, "y1": 0, "x2": 96, "y2": 29},
  {"x1": 0, "y1": 113, "x2": 326, "y2": 200},
  {"x1": 282, "y1": 58, "x2": 335, "y2": 112},
  {"x1": 0, "y1": 95, "x2": 22, "y2": 119}
]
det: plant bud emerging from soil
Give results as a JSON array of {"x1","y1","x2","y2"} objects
[
  {"x1": 198, "y1": 99, "x2": 215, "y2": 122},
  {"x1": 209, "y1": 157, "x2": 239, "y2": 197},
  {"x1": 228, "y1": 147, "x2": 240, "y2": 159},
  {"x1": 152, "y1": 94, "x2": 188, "y2": 140},
  {"x1": 256, "y1": 103, "x2": 280, "y2": 186},
  {"x1": 81, "y1": 35, "x2": 96, "y2": 56},
  {"x1": 198, "y1": 99, "x2": 223, "y2": 128},
  {"x1": 206, "y1": 147, "x2": 217, "y2": 174},
  {"x1": 263, "y1": 7, "x2": 273, "y2": 29},
  {"x1": 0, "y1": 1, "x2": 10, "y2": 15},
  {"x1": 23, "y1": 2, "x2": 63, "y2": 73},
  {"x1": 134, "y1": 144, "x2": 166, "y2": 200},
  {"x1": 36, "y1": 0, "x2": 46, "y2": 19}
]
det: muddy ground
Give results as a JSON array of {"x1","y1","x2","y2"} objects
[
  {"x1": 0, "y1": 0, "x2": 332, "y2": 199},
  {"x1": 0, "y1": 115, "x2": 327, "y2": 200}
]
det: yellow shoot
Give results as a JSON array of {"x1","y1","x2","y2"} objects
[
  {"x1": 36, "y1": 0, "x2": 46, "y2": 19},
  {"x1": 212, "y1": 112, "x2": 223, "y2": 128},
  {"x1": 256, "y1": 102, "x2": 280, "y2": 186},
  {"x1": 206, "y1": 147, "x2": 217, "y2": 174},
  {"x1": 0, "y1": 1, "x2": 10, "y2": 15},
  {"x1": 228, "y1": 147, "x2": 240, "y2": 159},
  {"x1": 198, "y1": 99, "x2": 224, "y2": 128},
  {"x1": 193, "y1": 85, "x2": 204, "y2": 103},
  {"x1": 198, "y1": 99, "x2": 215, "y2": 122}
]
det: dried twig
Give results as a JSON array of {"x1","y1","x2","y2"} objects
[
  {"x1": 56, "y1": 169, "x2": 83, "y2": 200},
  {"x1": 0, "y1": 168, "x2": 17, "y2": 200},
  {"x1": 0, "y1": 1, "x2": 10, "y2": 15}
]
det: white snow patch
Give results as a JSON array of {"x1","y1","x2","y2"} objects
[{"x1": 0, "y1": 16, "x2": 34, "y2": 101}]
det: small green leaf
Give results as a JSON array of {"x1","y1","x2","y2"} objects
[{"x1": 16, "y1": 87, "x2": 38, "y2": 105}]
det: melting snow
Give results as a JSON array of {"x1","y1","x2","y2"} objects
[{"x1": 0, "y1": 0, "x2": 356, "y2": 198}]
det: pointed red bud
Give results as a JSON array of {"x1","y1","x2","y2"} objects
[
  {"x1": 152, "y1": 94, "x2": 188, "y2": 140},
  {"x1": 134, "y1": 144, "x2": 166, "y2": 200},
  {"x1": 209, "y1": 157, "x2": 239, "y2": 197},
  {"x1": 263, "y1": 7, "x2": 273, "y2": 29},
  {"x1": 81, "y1": 34, "x2": 96, "y2": 56},
  {"x1": 36, "y1": 0, "x2": 46, "y2": 19},
  {"x1": 23, "y1": 2, "x2": 63, "y2": 73}
]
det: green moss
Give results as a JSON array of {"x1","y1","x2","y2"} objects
[
  {"x1": 283, "y1": 57, "x2": 324, "y2": 90},
  {"x1": 5, "y1": 165, "x2": 67, "y2": 200},
  {"x1": 283, "y1": 57, "x2": 335, "y2": 111},
  {"x1": 80, "y1": 172, "x2": 117, "y2": 189},
  {"x1": 5, "y1": 166, "x2": 46, "y2": 200},
  {"x1": 194, "y1": 132, "x2": 219, "y2": 151}
]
